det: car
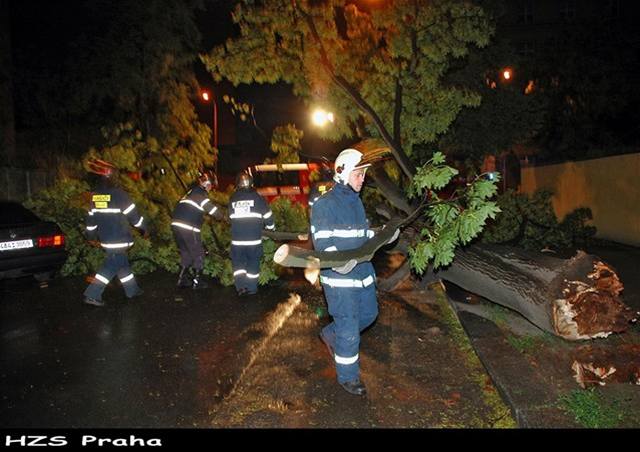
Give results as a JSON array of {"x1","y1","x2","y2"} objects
[{"x1": 0, "y1": 201, "x2": 67, "y2": 283}]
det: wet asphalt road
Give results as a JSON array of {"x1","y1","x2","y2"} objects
[{"x1": 0, "y1": 271, "x2": 292, "y2": 428}]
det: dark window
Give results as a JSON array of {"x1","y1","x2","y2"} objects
[{"x1": 0, "y1": 202, "x2": 40, "y2": 226}]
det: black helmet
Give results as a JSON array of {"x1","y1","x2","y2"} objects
[{"x1": 236, "y1": 171, "x2": 253, "y2": 189}]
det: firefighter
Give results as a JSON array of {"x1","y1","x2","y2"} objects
[
  {"x1": 308, "y1": 162, "x2": 333, "y2": 208},
  {"x1": 171, "y1": 171, "x2": 223, "y2": 289},
  {"x1": 83, "y1": 159, "x2": 146, "y2": 307},
  {"x1": 229, "y1": 171, "x2": 275, "y2": 296},
  {"x1": 311, "y1": 148, "x2": 398, "y2": 396}
]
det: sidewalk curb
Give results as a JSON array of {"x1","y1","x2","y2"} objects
[{"x1": 445, "y1": 293, "x2": 577, "y2": 428}]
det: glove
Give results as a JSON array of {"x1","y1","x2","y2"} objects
[
  {"x1": 332, "y1": 259, "x2": 357, "y2": 275},
  {"x1": 387, "y1": 228, "x2": 400, "y2": 244}
]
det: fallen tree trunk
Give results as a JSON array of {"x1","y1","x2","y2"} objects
[
  {"x1": 272, "y1": 219, "x2": 637, "y2": 341},
  {"x1": 432, "y1": 243, "x2": 638, "y2": 340},
  {"x1": 273, "y1": 217, "x2": 404, "y2": 269}
]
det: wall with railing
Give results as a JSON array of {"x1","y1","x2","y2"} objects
[{"x1": 0, "y1": 167, "x2": 56, "y2": 202}]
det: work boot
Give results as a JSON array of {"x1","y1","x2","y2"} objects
[
  {"x1": 340, "y1": 380, "x2": 367, "y2": 396},
  {"x1": 319, "y1": 332, "x2": 334, "y2": 358},
  {"x1": 84, "y1": 297, "x2": 104, "y2": 307},
  {"x1": 192, "y1": 269, "x2": 209, "y2": 289},
  {"x1": 177, "y1": 267, "x2": 191, "y2": 288}
]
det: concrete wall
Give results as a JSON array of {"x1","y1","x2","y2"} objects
[{"x1": 521, "y1": 153, "x2": 640, "y2": 246}]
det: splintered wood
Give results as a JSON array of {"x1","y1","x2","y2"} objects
[
  {"x1": 553, "y1": 260, "x2": 638, "y2": 340},
  {"x1": 571, "y1": 344, "x2": 640, "y2": 388}
]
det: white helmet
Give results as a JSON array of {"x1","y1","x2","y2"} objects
[{"x1": 333, "y1": 148, "x2": 371, "y2": 184}]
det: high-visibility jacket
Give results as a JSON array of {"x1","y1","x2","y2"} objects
[
  {"x1": 85, "y1": 182, "x2": 144, "y2": 250},
  {"x1": 228, "y1": 188, "x2": 274, "y2": 245},
  {"x1": 171, "y1": 185, "x2": 222, "y2": 232},
  {"x1": 310, "y1": 182, "x2": 376, "y2": 286}
]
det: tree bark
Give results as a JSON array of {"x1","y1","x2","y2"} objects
[
  {"x1": 431, "y1": 243, "x2": 638, "y2": 340},
  {"x1": 368, "y1": 167, "x2": 414, "y2": 215},
  {"x1": 273, "y1": 218, "x2": 403, "y2": 269}
]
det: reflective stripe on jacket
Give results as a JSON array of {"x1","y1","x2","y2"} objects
[
  {"x1": 229, "y1": 189, "x2": 275, "y2": 242},
  {"x1": 85, "y1": 183, "x2": 144, "y2": 249},
  {"x1": 310, "y1": 182, "x2": 375, "y2": 282},
  {"x1": 171, "y1": 185, "x2": 222, "y2": 231}
]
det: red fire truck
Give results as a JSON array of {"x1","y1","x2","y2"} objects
[{"x1": 247, "y1": 163, "x2": 332, "y2": 207}]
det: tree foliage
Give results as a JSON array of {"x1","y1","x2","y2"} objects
[
  {"x1": 266, "y1": 124, "x2": 304, "y2": 165},
  {"x1": 525, "y1": 21, "x2": 640, "y2": 161},
  {"x1": 202, "y1": 0, "x2": 493, "y2": 161},
  {"x1": 202, "y1": 0, "x2": 502, "y2": 273},
  {"x1": 408, "y1": 152, "x2": 501, "y2": 272},
  {"x1": 481, "y1": 189, "x2": 596, "y2": 251}
]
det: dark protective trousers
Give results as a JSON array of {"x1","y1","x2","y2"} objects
[
  {"x1": 173, "y1": 227, "x2": 205, "y2": 270},
  {"x1": 230, "y1": 244, "x2": 263, "y2": 293},
  {"x1": 84, "y1": 251, "x2": 141, "y2": 301},
  {"x1": 320, "y1": 283, "x2": 378, "y2": 384}
]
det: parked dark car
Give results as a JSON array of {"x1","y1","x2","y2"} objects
[{"x1": 0, "y1": 201, "x2": 67, "y2": 282}]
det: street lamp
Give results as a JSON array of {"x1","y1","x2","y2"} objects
[
  {"x1": 501, "y1": 68, "x2": 513, "y2": 81},
  {"x1": 311, "y1": 108, "x2": 334, "y2": 127},
  {"x1": 200, "y1": 90, "x2": 218, "y2": 149}
]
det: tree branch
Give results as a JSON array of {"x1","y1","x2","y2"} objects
[{"x1": 296, "y1": 4, "x2": 416, "y2": 179}]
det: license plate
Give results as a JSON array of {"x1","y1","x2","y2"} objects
[{"x1": 0, "y1": 239, "x2": 34, "y2": 251}]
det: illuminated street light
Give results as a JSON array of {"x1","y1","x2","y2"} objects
[
  {"x1": 311, "y1": 108, "x2": 334, "y2": 127},
  {"x1": 502, "y1": 68, "x2": 513, "y2": 81},
  {"x1": 200, "y1": 90, "x2": 218, "y2": 149}
]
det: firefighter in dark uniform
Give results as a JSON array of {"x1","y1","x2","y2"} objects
[
  {"x1": 171, "y1": 171, "x2": 223, "y2": 289},
  {"x1": 229, "y1": 171, "x2": 275, "y2": 296},
  {"x1": 311, "y1": 148, "x2": 398, "y2": 396},
  {"x1": 83, "y1": 159, "x2": 146, "y2": 307},
  {"x1": 308, "y1": 162, "x2": 333, "y2": 209}
]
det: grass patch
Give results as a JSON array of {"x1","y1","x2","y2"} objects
[
  {"x1": 506, "y1": 335, "x2": 537, "y2": 354},
  {"x1": 559, "y1": 389, "x2": 624, "y2": 428},
  {"x1": 434, "y1": 287, "x2": 516, "y2": 428},
  {"x1": 488, "y1": 304, "x2": 510, "y2": 328}
]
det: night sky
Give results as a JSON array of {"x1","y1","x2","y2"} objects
[{"x1": 4, "y1": 0, "x2": 640, "y2": 168}]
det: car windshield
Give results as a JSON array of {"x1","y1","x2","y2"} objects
[{"x1": 0, "y1": 202, "x2": 40, "y2": 226}]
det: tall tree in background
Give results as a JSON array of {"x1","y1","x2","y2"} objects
[
  {"x1": 10, "y1": 0, "x2": 213, "y2": 169},
  {"x1": 204, "y1": 0, "x2": 493, "y2": 177},
  {"x1": 202, "y1": 0, "x2": 501, "y2": 272},
  {"x1": 528, "y1": 20, "x2": 640, "y2": 161},
  {"x1": 436, "y1": 30, "x2": 546, "y2": 164}
]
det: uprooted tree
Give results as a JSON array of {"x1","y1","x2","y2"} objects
[{"x1": 202, "y1": 0, "x2": 637, "y2": 339}]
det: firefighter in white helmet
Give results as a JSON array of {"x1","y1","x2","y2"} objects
[{"x1": 311, "y1": 148, "x2": 399, "y2": 396}]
